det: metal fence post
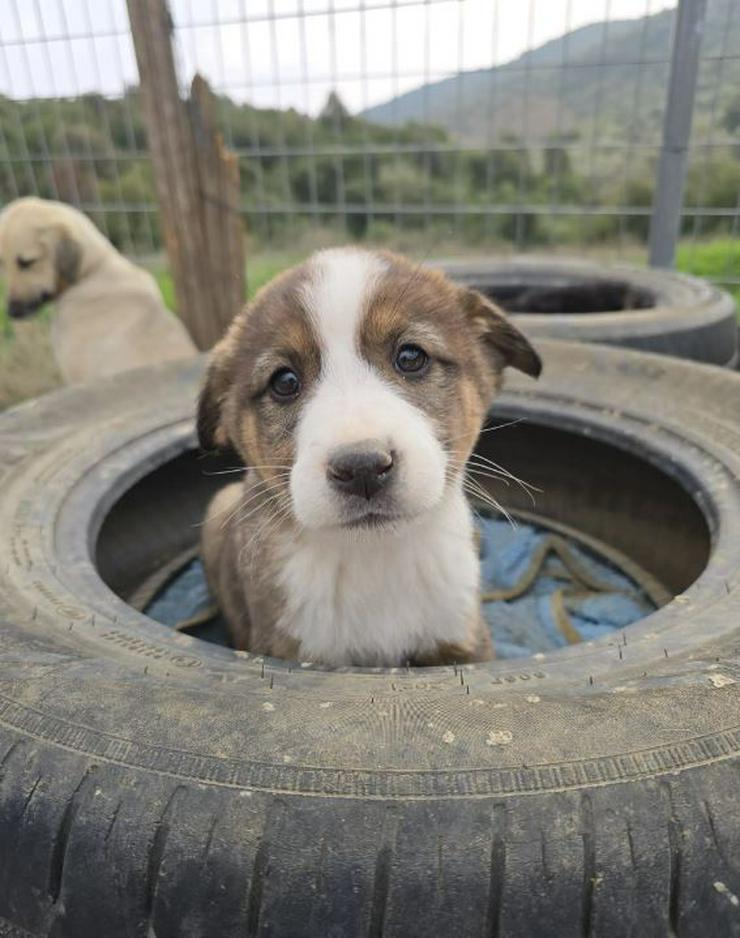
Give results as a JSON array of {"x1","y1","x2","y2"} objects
[{"x1": 648, "y1": 0, "x2": 708, "y2": 269}]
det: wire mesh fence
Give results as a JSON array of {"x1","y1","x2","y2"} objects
[{"x1": 0, "y1": 0, "x2": 739, "y2": 291}]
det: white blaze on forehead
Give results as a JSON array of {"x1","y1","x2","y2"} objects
[
  {"x1": 301, "y1": 247, "x2": 388, "y2": 365},
  {"x1": 290, "y1": 246, "x2": 448, "y2": 531}
]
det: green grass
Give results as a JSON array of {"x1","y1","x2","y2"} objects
[
  {"x1": 151, "y1": 253, "x2": 302, "y2": 313},
  {"x1": 676, "y1": 239, "x2": 740, "y2": 311},
  {"x1": 152, "y1": 268, "x2": 176, "y2": 311}
]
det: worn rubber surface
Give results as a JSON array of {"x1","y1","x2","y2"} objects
[
  {"x1": 436, "y1": 256, "x2": 739, "y2": 368},
  {"x1": 1, "y1": 344, "x2": 740, "y2": 937}
]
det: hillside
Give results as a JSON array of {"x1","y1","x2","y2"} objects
[{"x1": 361, "y1": 0, "x2": 740, "y2": 148}]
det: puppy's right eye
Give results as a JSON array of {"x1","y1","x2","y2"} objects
[
  {"x1": 269, "y1": 367, "x2": 301, "y2": 400},
  {"x1": 17, "y1": 256, "x2": 35, "y2": 270},
  {"x1": 395, "y1": 343, "x2": 429, "y2": 375}
]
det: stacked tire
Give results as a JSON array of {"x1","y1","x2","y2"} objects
[{"x1": 436, "y1": 255, "x2": 738, "y2": 368}]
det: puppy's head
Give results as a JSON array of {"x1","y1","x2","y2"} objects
[
  {"x1": 198, "y1": 248, "x2": 540, "y2": 532},
  {"x1": 0, "y1": 198, "x2": 82, "y2": 319}
]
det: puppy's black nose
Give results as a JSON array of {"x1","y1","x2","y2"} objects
[
  {"x1": 7, "y1": 293, "x2": 51, "y2": 319},
  {"x1": 327, "y1": 444, "x2": 395, "y2": 500},
  {"x1": 7, "y1": 299, "x2": 28, "y2": 319}
]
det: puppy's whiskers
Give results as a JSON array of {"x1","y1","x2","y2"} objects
[
  {"x1": 462, "y1": 476, "x2": 518, "y2": 530},
  {"x1": 231, "y1": 481, "x2": 290, "y2": 521},
  {"x1": 228, "y1": 478, "x2": 292, "y2": 529},
  {"x1": 445, "y1": 417, "x2": 526, "y2": 447},
  {"x1": 202, "y1": 474, "x2": 290, "y2": 530},
  {"x1": 465, "y1": 463, "x2": 538, "y2": 506},
  {"x1": 202, "y1": 463, "x2": 293, "y2": 477},
  {"x1": 448, "y1": 446, "x2": 539, "y2": 506},
  {"x1": 239, "y1": 496, "x2": 294, "y2": 565},
  {"x1": 467, "y1": 451, "x2": 540, "y2": 490}
]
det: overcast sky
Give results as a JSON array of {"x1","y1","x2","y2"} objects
[{"x1": 0, "y1": 0, "x2": 675, "y2": 114}]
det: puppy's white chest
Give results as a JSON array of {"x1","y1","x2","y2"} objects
[{"x1": 273, "y1": 493, "x2": 479, "y2": 666}]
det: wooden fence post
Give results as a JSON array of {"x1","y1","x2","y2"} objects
[
  {"x1": 189, "y1": 74, "x2": 245, "y2": 339},
  {"x1": 126, "y1": 0, "x2": 244, "y2": 349}
]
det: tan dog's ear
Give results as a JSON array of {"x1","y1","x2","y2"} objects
[
  {"x1": 462, "y1": 288, "x2": 542, "y2": 378},
  {"x1": 55, "y1": 229, "x2": 81, "y2": 286},
  {"x1": 197, "y1": 334, "x2": 237, "y2": 451}
]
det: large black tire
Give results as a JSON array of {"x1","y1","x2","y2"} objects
[
  {"x1": 1, "y1": 344, "x2": 740, "y2": 937},
  {"x1": 436, "y1": 256, "x2": 739, "y2": 368}
]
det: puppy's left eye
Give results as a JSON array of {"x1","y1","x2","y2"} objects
[
  {"x1": 17, "y1": 256, "x2": 35, "y2": 270},
  {"x1": 269, "y1": 367, "x2": 301, "y2": 400},
  {"x1": 394, "y1": 344, "x2": 429, "y2": 375}
]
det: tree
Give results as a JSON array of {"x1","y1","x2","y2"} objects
[
  {"x1": 723, "y1": 94, "x2": 740, "y2": 135},
  {"x1": 319, "y1": 91, "x2": 352, "y2": 132}
]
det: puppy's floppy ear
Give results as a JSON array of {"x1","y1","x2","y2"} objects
[
  {"x1": 462, "y1": 288, "x2": 542, "y2": 378},
  {"x1": 54, "y1": 228, "x2": 81, "y2": 286},
  {"x1": 197, "y1": 333, "x2": 238, "y2": 451}
]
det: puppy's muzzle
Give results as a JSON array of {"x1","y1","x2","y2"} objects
[
  {"x1": 7, "y1": 292, "x2": 53, "y2": 319},
  {"x1": 327, "y1": 442, "x2": 395, "y2": 501}
]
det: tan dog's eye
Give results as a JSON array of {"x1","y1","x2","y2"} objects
[
  {"x1": 16, "y1": 256, "x2": 35, "y2": 270},
  {"x1": 269, "y1": 367, "x2": 301, "y2": 400},
  {"x1": 394, "y1": 344, "x2": 429, "y2": 376}
]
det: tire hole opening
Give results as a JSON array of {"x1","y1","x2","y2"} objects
[
  {"x1": 468, "y1": 277, "x2": 656, "y2": 314},
  {"x1": 95, "y1": 420, "x2": 711, "y2": 665}
]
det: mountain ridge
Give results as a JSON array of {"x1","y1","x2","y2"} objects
[{"x1": 360, "y1": 1, "x2": 740, "y2": 148}]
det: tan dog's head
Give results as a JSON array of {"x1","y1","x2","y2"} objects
[
  {"x1": 198, "y1": 248, "x2": 541, "y2": 532},
  {"x1": 0, "y1": 197, "x2": 88, "y2": 319}
]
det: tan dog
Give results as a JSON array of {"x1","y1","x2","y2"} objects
[
  {"x1": 0, "y1": 197, "x2": 196, "y2": 383},
  {"x1": 198, "y1": 248, "x2": 541, "y2": 668}
]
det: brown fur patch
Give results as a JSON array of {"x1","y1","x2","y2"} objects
[
  {"x1": 198, "y1": 261, "x2": 321, "y2": 489},
  {"x1": 410, "y1": 616, "x2": 495, "y2": 667},
  {"x1": 461, "y1": 288, "x2": 542, "y2": 379}
]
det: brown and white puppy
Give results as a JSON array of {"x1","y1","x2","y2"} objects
[
  {"x1": 0, "y1": 197, "x2": 196, "y2": 384},
  {"x1": 199, "y1": 248, "x2": 541, "y2": 667}
]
